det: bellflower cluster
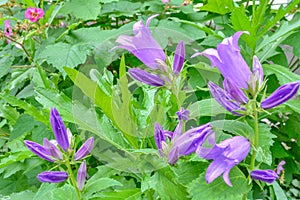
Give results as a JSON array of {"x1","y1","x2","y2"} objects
[
  {"x1": 193, "y1": 31, "x2": 300, "y2": 115},
  {"x1": 24, "y1": 108, "x2": 94, "y2": 192},
  {"x1": 25, "y1": 7, "x2": 44, "y2": 22},
  {"x1": 114, "y1": 15, "x2": 185, "y2": 87}
]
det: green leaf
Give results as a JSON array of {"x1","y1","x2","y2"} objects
[
  {"x1": 0, "y1": 104, "x2": 19, "y2": 126},
  {"x1": 273, "y1": 181, "x2": 288, "y2": 200},
  {"x1": 148, "y1": 166, "x2": 189, "y2": 200},
  {"x1": 0, "y1": 53, "x2": 13, "y2": 79},
  {"x1": 97, "y1": 188, "x2": 142, "y2": 199},
  {"x1": 210, "y1": 120, "x2": 254, "y2": 138},
  {"x1": 256, "y1": 123, "x2": 276, "y2": 165},
  {"x1": 83, "y1": 178, "x2": 122, "y2": 198},
  {"x1": 188, "y1": 99, "x2": 228, "y2": 118},
  {"x1": 9, "y1": 190, "x2": 35, "y2": 200},
  {"x1": 200, "y1": 0, "x2": 234, "y2": 15},
  {"x1": 60, "y1": 0, "x2": 101, "y2": 20},
  {"x1": 33, "y1": 183, "x2": 57, "y2": 200},
  {"x1": 51, "y1": 184, "x2": 77, "y2": 200},
  {"x1": 10, "y1": 114, "x2": 35, "y2": 140},
  {"x1": 263, "y1": 64, "x2": 300, "y2": 85},
  {"x1": 188, "y1": 167, "x2": 251, "y2": 200},
  {"x1": 38, "y1": 43, "x2": 91, "y2": 77},
  {"x1": 0, "y1": 172, "x2": 29, "y2": 196}
]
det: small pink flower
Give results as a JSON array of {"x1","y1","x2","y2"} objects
[
  {"x1": 162, "y1": 0, "x2": 169, "y2": 3},
  {"x1": 25, "y1": 7, "x2": 44, "y2": 22},
  {"x1": 4, "y1": 20, "x2": 12, "y2": 43}
]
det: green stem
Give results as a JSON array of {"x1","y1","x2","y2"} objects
[
  {"x1": 66, "y1": 160, "x2": 81, "y2": 200},
  {"x1": 250, "y1": 101, "x2": 259, "y2": 171}
]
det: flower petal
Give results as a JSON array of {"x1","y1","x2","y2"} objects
[
  {"x1": 172, "y1": 41, "x2": 185, "y2": 76},
  {"x1": 37, "y1": 171, "x2": 68, "y2": 183},
  {"x1": 74, "y1": 137, "x2": 94, "y2": 161},
  {"x1": 24, "y1": 140, "x2": 54, "y2": 162},
  {"x1": 77, "y1": 161, "x2": 87, "y2": 191},
  {"x1": 129, "y1": 68, "x2": 164, "y2": 86}
]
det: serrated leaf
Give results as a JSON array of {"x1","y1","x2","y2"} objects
[
  {"x1": 9, "y1": 190, "x2": 35, "y2": 200},
  {"x1": 33, "y1": 183, "x2": 57, "y2": 200},
  {"x1": 188, "y1": 167, "x2": 251, "y2": 200},
  {"x1": 0, "y1": 53, "x2": 13, "y2": 79},
  {"x1": 83, "y1": 178, "x2": 122, "y2": 198},
  {"x1": 200, "y1": 0, "x2": 234, "y2": 15},
  {"x1": 38, "y1": 43, "x2": 90, "y2": 77},
  {"x1": 273, "y1": 181, "x2": 288, "y2": 200},
  {"x1": 210, "y1": 120, "x2": 254, "y2": 138},
  {"x1": 60, "y1": 0, "x2": 101, "y2": 20},
  {"x1": 263, "y1": 64, "x2": 300, "y2": 86},
  {"x1": 50, "y1": 184, "x2": 77, "y2": 200},
  {"x1": 188, "y1": 99, "x2": 228, "y2": 118},
  {"x1": 0, "y1": 172, "x2": 28, "y2": 195},
  {"x1": 10, "y1": 114, "x2": 35, "y2": 140}
]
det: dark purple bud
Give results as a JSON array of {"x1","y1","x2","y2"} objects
[
  {"x1": 154, "y1": 123, "x2": 166, "y2": 155},
  {"x1": 128, "y1": 68, "x2": 164, "y2": 86},
  {"x1": 50, "y1": 108, "x2": 69, "y2": 151},
  {"x1": 261, "y1": 82, "x2": 300, "y2": 109},
  {"x1": 250, "y1": 169, "x2": 279, "y2": 184},
  {"x1": 24, "y1": 140, "x2": 54, "y2": 162},
  {"x1": 77, "y1": 161, "x2": 87, "y2": 191},
  {"x1": 74, "y1": 137, "x2": 94, "y2": 161},
  {"x1": 173, "y1": 41, "x2": 185, "y2": 76},
  {"x1": 276, "y1": 160, "x2": 286, "y2": 175},
  {"x1": 208, "y1": 81, "x2": 243, "y2": 116},
  {"x1": 223, "y1": 79, "x2": 248, "y2": 104},
  {"x1": 176, "y1": 107, "x2": 190, "y2": 121},
  {"x1": 37, "y1": 171, "x2": 68, "y2": 183},
  {"x1": 43, "y1": 138, "x2": 63, "y2": 160}
]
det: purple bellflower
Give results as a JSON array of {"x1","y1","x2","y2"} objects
[
  {"x1": 173, "y1": 41, "x2": 186, "y2": 76},
  {"x1": 176, "y1": 107, "x2": 190, "y2": 121},
  {"x1": 250, "y1": 169, "x2": 279, "y2": 184},
  {"x1": 128, "y1": 68, "x2": 165, "y2": 86},
  {"x1": 50, "y1": 108, "x2": 70, "y2": 151},
  {"x1": 197, "y1": 136, "x2": 250, "y2": 187},
  {"x1": 261, "y1": 82, "x2": 300, "y2": 109},
  {"x1": 37, "y1": 171, "x2": 68, "y2": 183},
  {"x1": 43, "y1": 138, "x2": 63, "y2": 160},
  {"x1": 74, "y1": 137, "x2": 94, "y2": 161},
  {"x1": 115, "y1": 14, "x2": 165, "y2": 70},
  {"x1": 24, "y1": 140, "x2": 54, "y2": 162},
  {"x1": 77, "y1": 161, "x2": 87, "y2": 191}
]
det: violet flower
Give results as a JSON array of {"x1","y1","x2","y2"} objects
[
  {"x1": 154, "y1": 123, "x2": 166, "y2": 155},
  {"x1": 37, "y1": 171, "x2": 68, "y2": 183},
  {"x1": 4, "y1": 20, "x2": 12, "y2": 43},
  {"x1": 173, "y1": 41, "x2": 185, "y2": 76},
  {"x1": 50, "y1": 108, "x2": 70, "y2": 151},
  {"x1": 197, "y1": 136, "x2": 250, "y2": 187},
  {"x1": 261, "y1": 82, "x2": 300, "y2": 109},
  {"x1": 43, "y1": 138, "x2": 63, "y2": 160},
  {"x1": 176, "y1": 107, "x2": 190, "y2": 121},
  {"x1": 77, "y1": 161, "x2": 87, "y2": 191},
  {"x1": 128, "y1": 68, "x2": 165, "y2": 86},
  {"x1": 25, "y1": 7, "x2": 44, "y2": 22},
  {"x1": 276, "y1": 160, "x2": 286, "y2": 175},
  {"x1": 74, "y1": 137, "x2": 94, "y2": 161},
  {"x1": 24, "y1": 140, "x2": 54, "y2": 162},
  {"x1": 250, "y1": 169, "x2": 279, "y2": 184},
  {"x1": 115, "y1": 14, "x2": 165, "y2": 70}
]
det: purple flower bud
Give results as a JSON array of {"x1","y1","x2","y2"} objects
[
  {"x1": 115, "y1": 15, "x2": 166, "y2": 69},
  {"x1": 252, "y1": 56, "x2": 264, "y2": 87},
  {"x1": 128, "y1": 68, "x2": 164, "y2": 86},
  {"x1": 276, "y1": 160, "x2": 286, "y2": 175},
  {"x1": 173, "y1": 41, "x2": 185, "y2": 76},
  {"x1": 223, "y1": 79, "x2": 248, "y2": 104},
  {"x1": 261, "y1": 82, "x2": 300, "y2": 109},
  {"x1": 43, "y1": 138, "x2": 63, "y2": 160},
  {"x1": 50, "y1": 108, "x2": 69, "y2": 151},
  {"x1": 154, "y1": 123, "x2": 166, "y2": 155},
  {"x1": 37, "y1": 171, "x2": 68, "y2": 183},
  {"x1": 250, "y1": 169, "x2": 279, "y2": 184},
  {"x1": 24, "y1": 140, "x2": 54, "y2": 162},
  {"x1": 74, "y1": 137, "x2": 94, "y2": 161},
  {"x1": 77, "y1": 161, "x2": 87, "y2": 191},
  {"x1": 168, "y1": 123, "x2": 214, "y2": 164},
  {"x1": 208, "y1": 81, "x2": 243, "y2": 115},
  {"x1": 198, "y1": 136, "x2": 250, "y2": 187},
  {"x1": 176, "y1": 107, "x2": 190, "y2": 121}
]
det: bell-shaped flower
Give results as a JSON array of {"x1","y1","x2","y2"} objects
[
  {"x1": 250, "y1": 169, "x2": 279, "y2": 184},
  {"x1": 128, "y1": 68, "x2": 165, "y2": 86},
  {"x1": 115, "y1": 14, "x2": 165, "y2": 69},
  {"x1": 37, "y1": 171, "x2": 68, "y2": 183},
  {"x1": 223, "y1": 79, "x2": 248, "y2": 104},
  {"x1": 50, "y1": 108, "x2": 70, "y2": 151},
  {"x1": 25, "y1": 7, "x2": 44, "y2": 22},
  {"x1": 208, "y1": 81, "x2": 244, "y2": 115},
  {"x1": 195, "y1": 31, "x2": 252, "y2": 90},
  {"x1": 77, "y1": 161, "x2": 87, "y2": 191},
  {"x1": 43, "y1": 138, "x2": 63, "y2": 160},
  {"x1": 176, "y1": 107, "x2": 190, "y2": 121},
  {"x1": 154, "y1": 123, "x2": 166, "y2": 155},
  {"x1": 172, "y1": 41, "x2": 185, "y2": 76},
  {"x1": 168, "y1": 123, "x2": 214, "y2": 164},
  {"x1": 24, "y1": 140, "x2": 54, "y2": 162},
  {"x1": 261, "y1": 82, "x2": 300, "y2": 109},
  {"x1": 197, "y1": 136, "x2": 250, "y2": 187},
  {"x1": 74, "y1": 137, "x2": 94, "y2": 161}
]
